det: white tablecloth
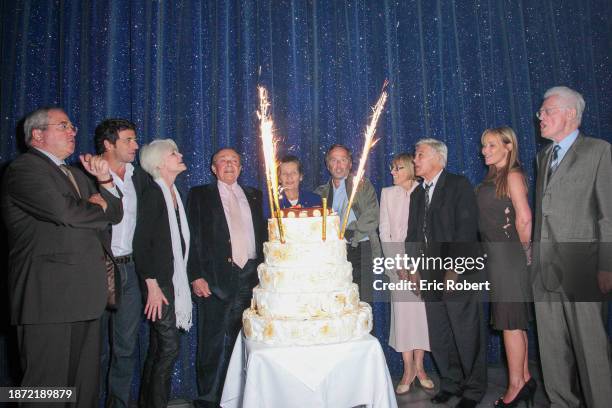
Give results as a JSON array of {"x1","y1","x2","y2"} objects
[{"x1": 220, "y1": 332, "x2": 397, "y2": 408}]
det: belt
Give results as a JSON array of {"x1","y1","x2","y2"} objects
[{"x1": 114, "y1": 254, "x2": 134, "y2": 264}]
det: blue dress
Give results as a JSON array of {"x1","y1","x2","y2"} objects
[{"x1": 262, "y1": 189, "x2": 322, "y2": 219}]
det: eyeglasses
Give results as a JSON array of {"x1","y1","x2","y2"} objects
[
  {"x1": 389, "y1": 165, "x2": 405, "y2": 172},
  {"x1": 43, "y1": 121, "x2": 78, "y2": 133},
  {"x1": 535, "y1": 106, "x2": 568, "y2": 120}
]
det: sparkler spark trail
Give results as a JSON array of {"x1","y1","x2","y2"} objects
[
  {"x1": 339, "y1": 81, "x2": 389, "y2": 239},
  {"x1": 257, "y1": 86, "x2": 285, "y2": 243}
]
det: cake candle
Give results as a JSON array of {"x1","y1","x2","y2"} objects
[
  {"x1": 322, "y1": 198, "x2": 327, "y2": 241},
  {"x1": 339, "y1": 80, "x2": 389, "y2": 239}
]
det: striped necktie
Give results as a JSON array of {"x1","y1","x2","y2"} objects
[
  {"x1": 547, "y1": 145, "x2": 561, "y2": 180},
  {"x1": 423, "y1": 182, "x2": 431, "y2": 244}
]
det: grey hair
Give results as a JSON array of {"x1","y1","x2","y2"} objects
[
  {"x1": 23, "y1": 107, "x2": 62, "y2": 146},
  {"x1": 543, "y1": 86, "x2": 585, "y2": 125},
  {"x1": 140, "y1": 138, "x2": 179, "y2": 179},
  {"x1": 415, "y1": 138, "x2": 448, "y2": 167}
]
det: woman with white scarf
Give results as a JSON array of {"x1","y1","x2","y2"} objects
[{"x1": 134, "y1": 139, "x2": 192, "y2": 408}]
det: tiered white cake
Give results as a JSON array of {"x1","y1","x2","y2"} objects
[{"x1": 242, "y1": 207, "x2": 373, "y2": 345}]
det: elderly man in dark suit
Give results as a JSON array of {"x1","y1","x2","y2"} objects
[
  {"x1": 1, "y1": 107, "x2": 123, "y2": 407},
  {"x1": 405, "y1": 138, "x2": 487, "y2": 408},
  {"x1": 187, "y1": 148, "x2": 265, "y2": 408},
  {"x1": 533, "y1": 86, "x2": 612, "y2": 408}
]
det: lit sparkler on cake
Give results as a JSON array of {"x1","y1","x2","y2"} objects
[
  {"x1": 257, "y1": 85, "x2": 285, "y2": 243},
  {"x1": 339, "y1": 80, "x2": 389, "y2": 239}
]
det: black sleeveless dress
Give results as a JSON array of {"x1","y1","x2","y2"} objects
[{"x1": 476, "y1": 180, "x2": 532, "y2": 330}]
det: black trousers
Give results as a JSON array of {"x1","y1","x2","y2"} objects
[
  {"x1": 194, "y1": 260, "x2": 257, "y2": 405},
  {"x1": 17, "y1": 319, "x2": 101, "y2": 408},
  {"x1": 138, "y1": 286, "x2": 180, "y2": 408},
  {"x1": 424, "y1": 282, "x2": 488, "y2": 401},
  {"x1": 347, "y1": 240, "x2": 374, "y2": 303}
]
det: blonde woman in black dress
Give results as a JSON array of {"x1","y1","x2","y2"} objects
[{"x1": 476, "y1": 127, "x2": 534, "y2": 407}]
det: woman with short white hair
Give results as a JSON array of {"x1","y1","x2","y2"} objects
[{"x1": 134, "y1": 138, "x2": 192, "y2": 408}]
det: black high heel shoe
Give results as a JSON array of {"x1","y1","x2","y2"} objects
[
  {"x1": 494, "y1": 383, "x2": 532, "y2": 408},
  {"x1": 525, "y1": 378, "x2": 537, "y2": 407},
  {"x1": 526, "y1": 378, "x2": 537, "y2": 395}
]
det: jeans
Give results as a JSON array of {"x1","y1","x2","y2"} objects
[{"x1": 100, "y1": 261, "x2": 142, "y2": 407}]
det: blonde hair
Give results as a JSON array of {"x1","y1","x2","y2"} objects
[
  {"x1": 392, "y1": 152, "x2": 416, "y2": 181},
  {"x1": 481, "y1": 126, "x2": 523, "y2": 198}
]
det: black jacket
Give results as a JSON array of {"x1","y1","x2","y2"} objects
[
  {"x1": 405, "y1": 170, "x2": 481, "y2": 277},
  {"x1": 133, "y1": 180, "x2": 183, "y2": 288},
  {"x1": 187, "y1": 183, "x2": 265, "y2": 300},
  {"x1": 2, "y1": 149, "x2": 123, "y2": 324}
]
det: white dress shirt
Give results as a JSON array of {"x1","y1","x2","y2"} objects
[{"x1": 110, "y1": 163, "x2": 137, "y2": 256}]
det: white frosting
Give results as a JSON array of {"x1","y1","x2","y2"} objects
[
  {"x1": 252, "y1": 283, "x2": 359, "y2": 319},
  {"x1": 257, "y1": 262, "x2": 353, "y2": 292},
  {"x1": 244, "y1": 214, "x2": 373, "y2": 346},
  {"x1": 264, "y1": 240, "x2": 347, "y2": 266},
  {"x1": 243, "y1": 303, "x2": 373, "y2": 346}
]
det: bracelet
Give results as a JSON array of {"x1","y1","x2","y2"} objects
[{"x1": 97, "y1": 177, "x2": 114, "y2": 185}]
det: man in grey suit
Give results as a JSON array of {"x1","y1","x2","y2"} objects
[
  {"x1": 1, "y1": 107, "x2": 123, "y2": 407},
  {"x1": 533, "y1": 86, "x2": 612, "y2": 408}
]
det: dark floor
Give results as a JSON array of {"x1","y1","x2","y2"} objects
[{"x1": 394, "y1": 363, "x2": 549, "y2": 408}]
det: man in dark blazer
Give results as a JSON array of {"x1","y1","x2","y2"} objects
[
  {"x1": 187, "y1": 148, "x2": 265, "y2": 408},
  {"x1": 405, "y1": 138, "x2": 486, "y2": 408},
  {"x1": 96, "y1": 118, "x2": 152, "y2": 407},
  {"x1": 533, "y1": 86, "x2": 612, "y2": 408},
  {"x1": 1, "y1": 107, "x2": 123, "y2": 407}
]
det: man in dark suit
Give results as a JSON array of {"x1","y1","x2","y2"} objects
[
  {"x1": 1, "y1": 107, "x2": 123, "y2": 407},
  {"x1": 533, "y1": 86, "x2": 612, "y2": 408},
  {"x1": 187, "y1": 148, "x2": 265, "y2": 408},
  {"x1": 96, "y1": 118, "x2": 152, "y2": 407},
  {"x1": 405, "y1": 138, "x2": 487, "y2": 408}
]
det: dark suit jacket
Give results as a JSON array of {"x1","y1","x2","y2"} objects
[
  {"x1": 132, "y1": 180, "x2": 182, "y2": 289},
  {"x1": 405, "y1": 170, "x2": 480, "y2": 279},
  {"x1": 187, "y1": 182, "x2": 265, "y2": 300},
  {"x1": 1, "y1": 148, "x2": 123, "y2": 324},
  {"x1": 533, "y1": 133, "x2": 612, "y2": 300}
]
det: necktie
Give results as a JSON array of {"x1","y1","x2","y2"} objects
[
  {"x1": 228, "y1": 186, "x2": 249, "y2": 269},
  {"x1": 547, "y1": 145, "x2": 561, "y2": 180},
  {"x1": 60, "y1": 164, "x2": 81, "y2": 198},
  {"x1": 423, "y1": 182, "x2": 431, "y2": 244}
]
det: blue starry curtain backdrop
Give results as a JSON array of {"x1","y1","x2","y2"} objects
[{"x1": 1, "y1": 0, "x2": 611, "y2": 399}]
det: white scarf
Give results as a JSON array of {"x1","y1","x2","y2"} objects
[{"x1": 155, "y1": 178, "x2": 192, "y2": 331}]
